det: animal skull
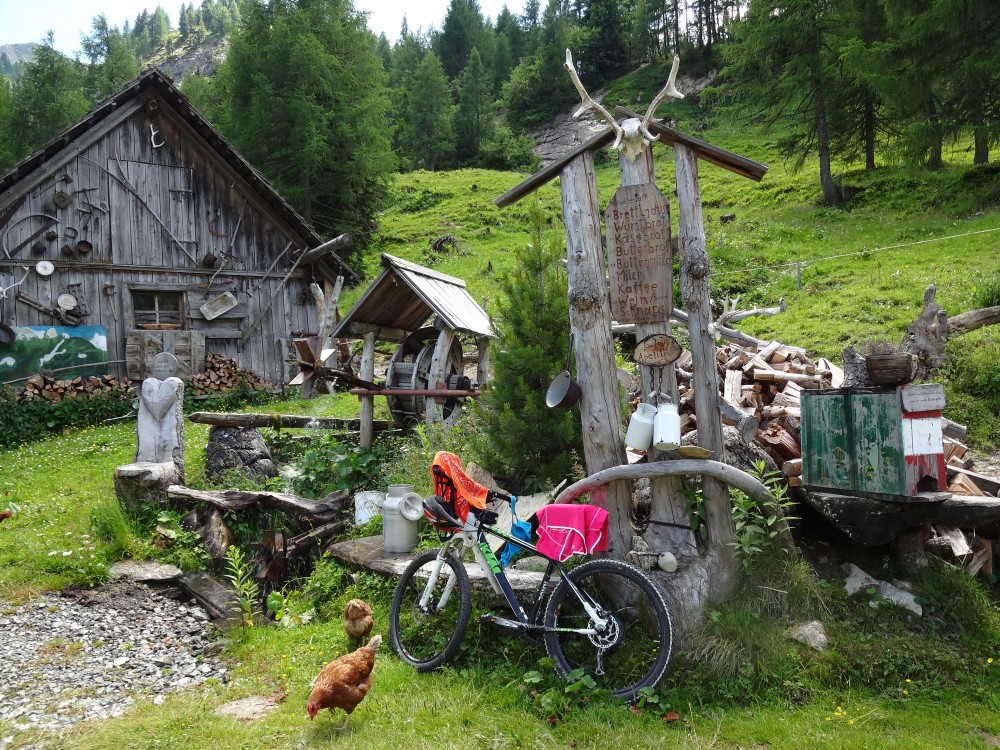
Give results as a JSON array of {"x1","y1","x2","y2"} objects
[{"x1": 564, "y1": 50, "x2": 685, "y2": 163}]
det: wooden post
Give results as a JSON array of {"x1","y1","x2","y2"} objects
[
  {"x1": 476, "y1": 335, "x2": 490, "y2": 387},
  {"x1": 424, "y1": 327, "x2": 455, "y2": 425},
  {"x1": 559, "y1": 151, "x2": 631, "y2": 557},
  {"x1": 359, "y1": 331, "x2": 376, "y2": 449},
  {"x1": 674, "y1": 143, "x2": 734, "y2": 550},
  {"x1": 617, "y1": 149, "x2": 692, "y2": 553}
]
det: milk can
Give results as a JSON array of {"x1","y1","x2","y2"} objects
[{"x1": 381, "y1": 484, "x2": 424, "y2": 553}]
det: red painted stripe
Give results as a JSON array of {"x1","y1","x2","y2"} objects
[{"x1": 902, "y1": 409, "x2": 942, "y2": 419}]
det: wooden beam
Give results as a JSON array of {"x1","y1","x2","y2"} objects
[
  {"x1": 552, "y1": 459, "x2": 794, "y2": 554},
  {"x1": 559, "y1": 151, "x2": 631, "y2": 558},
  {"x1": 188, "y1": 411, "x2": 389, "y2": 430},
  {"x1": 495, "y1": 127, "x2": 616, "y2": 208},
  {"x1": 617, "y1": 107, "x2": 769, "y2": 182}
]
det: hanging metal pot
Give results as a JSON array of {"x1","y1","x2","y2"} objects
[{"x1": 546, "y1": 333, "x2": 581, "y2": 409}]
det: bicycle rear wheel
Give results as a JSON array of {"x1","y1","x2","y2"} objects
[
  {"x1": 543, "y1": 558, "x2": 673, "y2": 701},
  {"x1": 390, "y1": 549, "x2": 472, "y2": 671}
]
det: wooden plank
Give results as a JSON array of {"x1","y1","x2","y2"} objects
[
  {"x1": 799, "y1": 490, "x2": 1000, "y2": 547},
  {"x1": 942, "y1": 418, "x2": 968, "y2": 441},
  {"x1": 188, "y1": 301, "x2": 249, "y2": 320},
  {"x1": 948, "y1": 473, "x2": 986, "y2": 496},
  {"x1": 178, "y1": 571, "x2": 242, "y2": 628},
  {"x1": 617, "y1": 107, "x2": 768, "y2": 181},
  {"x1": 782, "y1": 459, "x2": 803, "y2": 477},
  {"x1": 743, "y1": 340, "x2": 782, "y2": 372},
  {"x1": 724, "y1": 369, "x2": 742, "y2": 404},
  {"x1": 325, "y1": 535, "x2": 544, "y2": 596},
  {"x1": 945, "y1": 466, "x2": 1000, "y2": 497}
]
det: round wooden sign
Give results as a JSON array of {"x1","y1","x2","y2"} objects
[
  {"x1": 149, "y1": 352, "x2": 179, "y2": 380},
  {"x1": 632, "y1": 333, "x2": 682, "y2": 366}
]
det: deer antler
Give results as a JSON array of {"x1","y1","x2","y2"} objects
[
  {"x1": 564, "y1": 49, "x2": 623, "y2": 151},
  {"x1": 639, "y1": 55, "x2": 684, "y2": 141},
  {"x1": 639, "y1": 55, "x2": 684, "y2": 143}
]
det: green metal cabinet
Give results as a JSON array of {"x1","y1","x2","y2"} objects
[{"x1": 801, "y1": 385, "x2": 946, "y2": 501}]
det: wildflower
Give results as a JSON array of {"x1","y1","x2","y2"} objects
[
  {"x1": 848, "y1": 720, "x2": 854, "y2": 726},
  {"x1": 905, "y1": 678, "x2": 911, "y2": 683},
  {"x1": 903, "y1": 690, "x2": 909, "y2": 695},
  {"x1": 989, "y1": 658, "x2": 994, "y2": 664}
]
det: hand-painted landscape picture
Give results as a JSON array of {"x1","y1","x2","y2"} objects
[{"x1": 0, "y1": 326, "x2": 108, "y2": 383}]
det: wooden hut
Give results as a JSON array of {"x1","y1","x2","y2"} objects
[
  {"x1": 330, "y1": 253, "x2": 493, "y2": 447},
  {"x1": 0, "y1": 67, "x2": 351, "y2": 388}
]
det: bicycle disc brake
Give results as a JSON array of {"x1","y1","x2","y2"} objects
[{"x1": 587, "y1": 613, "x2": 622, "y2": 676}]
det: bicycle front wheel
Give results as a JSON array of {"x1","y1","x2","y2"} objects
[
  {"x1": 389, "y1": 549, "x2": 472, "y2": 671},
  {"x1": 544, "y1": 558, "x2": 673, "y2": 701}
]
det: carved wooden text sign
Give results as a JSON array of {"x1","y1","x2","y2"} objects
[
  {"x1": 633, "y1": 333, "x2": 681, "y2": 366},
  {"x1": 604, "y1": 183, "x2": 672, "y2": 324}
]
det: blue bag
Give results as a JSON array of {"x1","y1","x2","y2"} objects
[{"x1": 499, "y1": 495, "x2": 532, "y2": 568}]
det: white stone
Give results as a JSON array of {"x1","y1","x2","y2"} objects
[{"x1": 790, "y1": 620, "x2": 829, "y2": 652}]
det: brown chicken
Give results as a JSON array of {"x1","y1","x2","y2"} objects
[
  {"x1": 306, "y1": 634, "x2": 382, "y2": 729},
  {"x1": 343, "y1": 598, "x2": 373, "y2": 648}
]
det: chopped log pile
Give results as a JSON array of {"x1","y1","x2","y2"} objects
[
  {"x1": 653, "y1": 338, "x2": 998, "y2": 498},
  {"x1": 661, "y1": 339, "x2": 840, "y2": 487},
  {"x1": 189, "y1": 352, "x2": 270, "y2": 395},
  {"x1": 14, "y1": 372, "x2": 132, "y2": 403}
]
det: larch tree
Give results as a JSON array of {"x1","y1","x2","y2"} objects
[
  {"x1": 405, "y1": 52, "x2": 455, "y2": 171},
  {"x1": 722, "y1": 0, "x2": 841, "y2": 205},
  {"x1": 455, "y1": 48, "x2": 494, "y2": 163}
]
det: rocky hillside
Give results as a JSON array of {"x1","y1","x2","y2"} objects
[
  {"x1": 0, "y1": 43, "x2": 37, "y2": 64},
  {"x1": 151, "y1": 36, "x2": 229, "y2": 86}
]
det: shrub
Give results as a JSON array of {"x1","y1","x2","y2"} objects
[{"x1": 0, "y1": 385, "x2": 134, "y2": 449}]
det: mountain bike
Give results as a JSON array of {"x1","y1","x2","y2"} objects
[{"x1": 388, "y1": 464, "x2": 674, "y2": 701}]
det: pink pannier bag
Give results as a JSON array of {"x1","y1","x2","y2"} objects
[{"x1": 535, "y1": 504, "x2": 609, "y2": 562}]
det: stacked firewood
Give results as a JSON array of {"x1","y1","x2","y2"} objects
[
  {"x1": 15, "y1": 373, "x2": 132, "y2": 404},
  {"x1": 189, "y1": 352, "x2": 269, "y2": 394},
  {"x1": 673, "y1": 340, "x2": 842, "y2": 486}
]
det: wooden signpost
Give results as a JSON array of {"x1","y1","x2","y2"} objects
[{"x1": 605, "y1": 183, "x2": 673, "y2": 325}]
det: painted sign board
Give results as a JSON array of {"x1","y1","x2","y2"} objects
[
  {"x1": 0, "y1": 325, "x2": 108, "y2": 383},
  {"x1": 604, "y1": 183, "x2": 672, "y2": 325}
]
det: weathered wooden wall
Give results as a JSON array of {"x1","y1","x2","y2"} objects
[{"x1": 0, "y1": 94, "x2": 318, "y2": 386}]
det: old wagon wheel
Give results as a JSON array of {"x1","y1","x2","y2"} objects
[{"x1": 385, "y1": 326, "x2": 465, "y2": 429}]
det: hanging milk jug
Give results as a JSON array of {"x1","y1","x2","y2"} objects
[
  {"x1": 653, "y1": 402, "x2": 681, "y2": 451},
  {"x1": 625, "y1": 402, "x2": 657, "y2": 450}
]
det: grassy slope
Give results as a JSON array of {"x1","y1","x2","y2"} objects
[{"x1": 4, "y1": 73, "x2": 1000, "y2": 748}]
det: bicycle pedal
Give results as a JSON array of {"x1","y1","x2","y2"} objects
[{"x1": 478, "y1": 613, "x2": 498, "y2": 625}]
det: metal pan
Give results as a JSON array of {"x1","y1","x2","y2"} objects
[{"x1": 545, "y1": 333, "x2": 581, "y2": 409}]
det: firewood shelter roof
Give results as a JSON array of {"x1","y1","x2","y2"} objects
[{"x1": 331, "y1": 254, "x2": 493, "y2": 341}]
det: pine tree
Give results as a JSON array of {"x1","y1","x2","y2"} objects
[
  {"x1": 434, "y1": 0, "x2": 486, "y2": 80},
  {"x1": 11, "y1": 36, "x2": 89, "y2": 159},
  {"x1": 214, "y1": 0, "x2": 393, "y2": 260},
  {"x1": 468, "y1": 199, "x2": 581, "y2": 491}
]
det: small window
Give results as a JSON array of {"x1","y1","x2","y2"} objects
[{"x1": 133, "y1": 290, "x2": 184, "y2": 329}]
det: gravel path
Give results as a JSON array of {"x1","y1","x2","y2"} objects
[{"x1": 0, "y1": 580, "x2": 228, "y2": 745}]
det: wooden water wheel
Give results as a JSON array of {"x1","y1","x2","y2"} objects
[{"x1": 385, "y1": 326, "x2": 466, "y2": 429}]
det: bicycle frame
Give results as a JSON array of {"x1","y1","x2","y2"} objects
[{"x1": 420, "y1": 513, "x2": 609, "y2": 637}]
